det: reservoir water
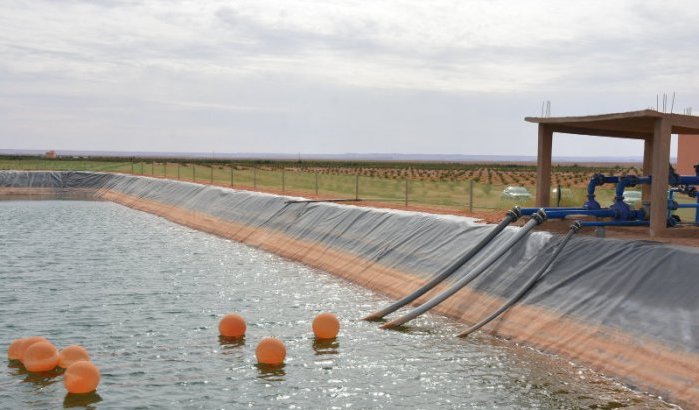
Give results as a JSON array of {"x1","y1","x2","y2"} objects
[{"x1": 0, "y1": 200, "x2": 674, "y2": 409}]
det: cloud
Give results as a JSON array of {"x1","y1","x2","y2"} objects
[{"x1": 0, "y1": 0, "x2": 696, "y2": 155}]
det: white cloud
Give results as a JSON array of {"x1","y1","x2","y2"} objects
[{"x1": 0, "y1": 0, "x2": 697, "y2": 155}]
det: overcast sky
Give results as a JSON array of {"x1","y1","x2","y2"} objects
[{"x1": 1, "y1": 0, "x2": 697, "y2": 157}]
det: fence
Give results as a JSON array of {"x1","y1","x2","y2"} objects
[{"x1": 3, "y1": 158, "x2": 694, "y2": 220}]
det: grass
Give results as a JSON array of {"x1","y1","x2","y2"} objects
[{"x1": 1, "y1": 156, "x2": 695, "y2": 222}]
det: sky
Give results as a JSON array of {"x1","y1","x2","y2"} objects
[{"x1": 1, "y1": 0, "x2": 697, "y2": 157}]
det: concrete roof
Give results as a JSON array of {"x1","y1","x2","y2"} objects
[{"x1": 525, "y1": 110, "x2": 699, "y2": 139}]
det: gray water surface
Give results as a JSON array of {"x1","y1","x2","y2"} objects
[{"x1": 0, "y1": 201, "x2": 674, "y2": 409}]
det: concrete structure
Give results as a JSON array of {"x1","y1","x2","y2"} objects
[
  {"x1": 526, "y1": 110, "x2": 699, "y2": 237},
  {"x1": 677, "y1": 134, "x2": 699, "y2": 175}
]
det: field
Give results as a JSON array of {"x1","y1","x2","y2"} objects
[{"x1": 1, "y1": 156, "x2": 696, "y2": 222}]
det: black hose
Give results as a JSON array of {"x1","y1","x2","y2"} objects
[
  {"x1": 363, "y1": 207, "x2": 522, "y2": 321},
  {"x1": 382, "y1": 209, "x2": 547, "y2": 329},
  {"x1": 457, "y1": 221, "x2": 581, "y2": 337}
]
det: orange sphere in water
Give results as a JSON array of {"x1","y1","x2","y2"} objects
[
  {"x1": 7, "y1": 338, "x2": 27, "y2": 360},
  {"x1": 218, "y1": 313, "x2": 247, "y2": 338},
  {"x1": 312, "y1": 312, "x2": 340, "y2": 339},
  {"x1": 64, "y1": 361, "x2": 100, "y2": 394},
  {"x1": 12, "y1": 336, "x2": 50, "y2": 362},
  {"x1": 58, "y1": 345, "x2": 91, "y2": 369},
  {"x1": 255, "y1": 337, "x2": 286, "y2": 365},
  {"x1": 23, "y1": 341, "x2": 59, "y2": 372}
]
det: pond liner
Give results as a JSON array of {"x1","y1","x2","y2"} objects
[
  {"x1": 363, "y1": 206, "x2": 523, "y2": 321},
  {"x1": 1, "y1": 171, "x2": 698, "y2": 408},
  {"x1": 382, "y1": 209, "x2": 547, "y2": 329}
]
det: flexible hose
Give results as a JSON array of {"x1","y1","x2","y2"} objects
[
  {"x1": 457, "y1": 221, "x2": 581, "y2": 338},
  {"x1": 382, "y1": 209, "x2": 547, "y2": 329},
  {"x1": 363, "y1": 207, "x2": 522, "y2": 321}
]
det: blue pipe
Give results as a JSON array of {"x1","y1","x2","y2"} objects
[
  {"x1": 544, "y1": 209, "x2": 616, "y2": 219},
  {"x1": 584, "y1": 174, "x2": 619, "y2": 210},
  {"x1": 580, "y1": 220, "x2": 649, "y2": 227},
  {"x1": 614, "y1": 175, "x2": 651, "y2": 199},
  {"x1": 678, "y1": 176, "x2": 699, "y2": 185},
  {"x1": 520, "y1": 207, "x2": 587, "y2": 216}
]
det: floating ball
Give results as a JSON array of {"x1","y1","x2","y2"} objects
[
  {"x1": 255, "y1": 337, "x2": 286, "y2": 365},
  {"x1": 7, "y1": 338, "x2": 26, "y2": 360},
  {"x1": 312, "y1": 312, "x2": 340, "y2": 339},
  {"x1": 59, "y1": 345, "x2": 91, "y2": 369},
  {"x1": 218, "y1": 313, "x2": 247, "y2": 338},
  {"x1": 23, "y1": 341, "x2": 59, "y2": 372},
  {"x1": 64, "y1": 361, "x2": 100, "y2": 394},
  {"x1": 12, "y1": 336, "x2": 50, "y2": 362}
]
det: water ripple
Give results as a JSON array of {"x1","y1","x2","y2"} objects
[{"x1": 0, "y1": 201, "x2": 676, "y2": 409}]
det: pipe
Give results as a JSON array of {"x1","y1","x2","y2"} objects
[
  {"x1": 458, "y1": 221, "x2": 582, "y2": 338},
  {"x1": 520, "y1": 207, "x2": 587, "y2": 216},
  {"x1": 363, "y1": 207, "x2": 523, "y2": 321},
  {"x1": 614, "y1": 175, "x2": 651, "y2": 199},
  {"x1": 543, "y1": 209, "x2": 616, "y2": 219},
  {"x1": 585, "y1": 174, "x2": 619, "y2": 210},
  {"x1": 580, "y1": 220, "x2": 649, "y2": 227},
  {"x1": 678, "y1": 176, "x2": 699, "y2": 185},
  {"x1": 381, "y1": 209, "x2": 547, "y2": 329}
]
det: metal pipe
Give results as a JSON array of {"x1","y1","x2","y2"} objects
[
  {"x1": 458, "y1": 221, "x2": 582, "y2": 337},
  {"x1": 580, "y1": 220, "x2": 649, "y2": 227},
  {"x1": 363, "y1": 207, "x2": 522, "y2": 321},
  {"x1": 382, "y1": 209, "x2": 547, "y2": 329},
  {"x1": 584, "y1": 174, "x2": 619, "y2": 210},
  {"x1": 520, "y1": 207, "x2": 587, "y2": 216},
  {"x1": 544, "y1": 209, "x2": 616, "y2": 219},
  {"x1": 614, "y1": 175, "x2": 651, "y2": 199}
]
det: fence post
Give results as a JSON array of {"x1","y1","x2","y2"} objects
[
  {"x1": 230, "y1": 167, "x2": 234, "y2": 187},
  {"x1": 151, "y1": 162, "x2": 154, "y2": 176},
  {"x1": 282, "y1": 168, "x2": 285, "y2": 192},
  {"x1": 556, "y1": 183, "x2": 562, "y2": 207},
  {"x1": 130, "y1": 161, "x2": 134, "y2": 174},
  {"x1": 355, "y1": 174, "x2": 359, "y2": 200},
  {"x1": 315, "y1": 172, "x2": 319, "y2": 195},
  {"x1": 253, "y1": 168, "x2": 257, "y2": 189},
  {"x1": 404, "y1": 179, "x2": 408, "y2": 207},
  {"x1": 469, "y1": 179, "x2": 474, "y2": 213}
]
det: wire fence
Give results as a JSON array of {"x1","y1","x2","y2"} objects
[{"x1": 3, "y1": 158, "x2": 695, "y2": 220}]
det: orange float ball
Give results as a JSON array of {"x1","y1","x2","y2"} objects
[
  {"x1": 7, "y1": 338, "x2": 26, "y2": 360},
  {"x1": 64, "y1": 361, "x2": 100, "y2": 394},
  {"x1": 312, "y1": 312, "x2": 340, "y2": 339},
  {"x1": 58, "y1": 345, "x2": 91, "y2": 369},
  {"x1": 23, "y1": 341, "x2": 59, "y2": 372},
  {"x1": 218, "y1": 313, "x2": 247, "y2": 338},
  {"x1": 13, "y1": 336, "x2": 50, "y2": 362},
  {"x1": 255, "y1": 337, "x2": 286, "y2": 365}
]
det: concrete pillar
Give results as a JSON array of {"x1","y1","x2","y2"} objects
[
  {"x1": 677, "y1": 134, "x2": 699, "y2": 175},
  {"x1": 649, "y1": 119, "x2": 671, "y2": 237},
  {"x1": 642, "y1": 136, "x2": 654, "y2": 202},
  {"x1": 535, "y1": 124, "x2": 553, "y2": 207}
]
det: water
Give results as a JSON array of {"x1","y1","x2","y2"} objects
[{"x1": 0, "y1": 201, "x2": 675, "y2": 409}]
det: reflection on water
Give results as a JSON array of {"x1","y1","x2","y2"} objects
[
  {"x1": 8, "y1": 361, "x2": 64, "y2": 388},
  {"x1": 312, "y1": 339, "x2": 340, "y2": 356},
  {"x1": 218, "y1": 336, "x2": 245, "y2": 349},
  {"x1": 255, "y1": 363, "x2": 286, "y2": 381},
  {"x1": 0, "y1": 201, "x2": 678, "y2": 409},
  {"x1": 63, "y1": 392, "x2": 103, "y2": 408}
]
